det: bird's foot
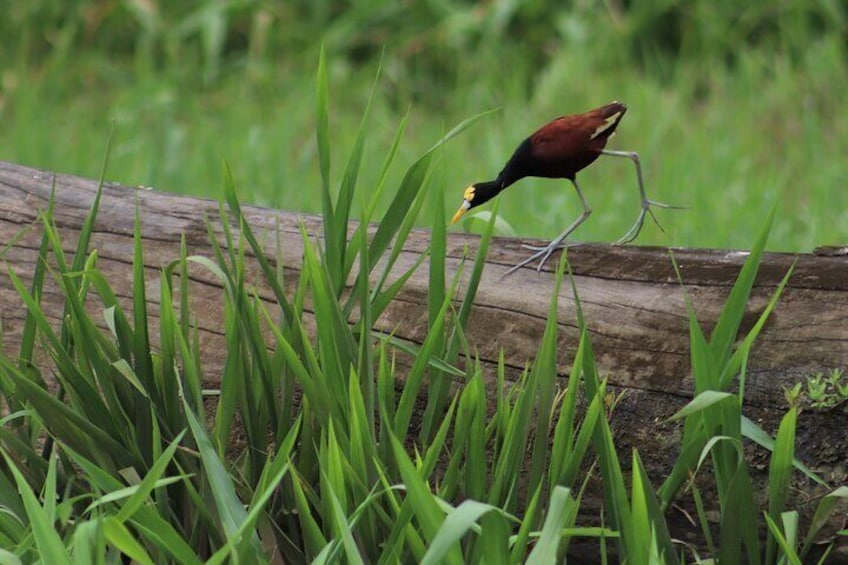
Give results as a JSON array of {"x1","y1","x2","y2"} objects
[
  {"x1": 520, "y1": 241, "x2": 585, "y2": 252},
  {"x1": 614, "y1": 198, "x2": 685, "y2": 245},
  {"x1": 501, "y1": 241, "x2": 575, "y2": 279}
]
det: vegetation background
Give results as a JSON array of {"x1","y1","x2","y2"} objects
[
  {"x1": 1, "y1": 2, "x2": 847, "y2": 563},
  {"x1": 1, "y1": 0, "x2": 846, "y2": 251}
]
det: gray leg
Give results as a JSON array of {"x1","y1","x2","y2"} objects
[
  {"x1": 600, "y1": 149, "x2": 683, "y2": 244},
  {"x1": 502, "y1": 178, "x2": 590, "y2": 277}
]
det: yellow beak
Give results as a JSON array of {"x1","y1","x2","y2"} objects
[{"x1": 451, "y1": 200, "x2": 471, "y2": 224}]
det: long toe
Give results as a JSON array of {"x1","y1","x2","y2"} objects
[
  {"x1": 521, "y1": 243, "x2": 551, "y2": 252},
  {"x1": 501, "y1": 248, "x2": 549, "y2": 279},
  {"x1": 615, "y1": 213, "x2": 646, "y2": 245},
  {"x1": 536, "y1": 244, "x2": 559, "y2": 273},
  {"x1": 521, "y1": 241, "x2": 585, "y2": 252},
  {"x1": 646, "y1": 198, "x2": 687, "y2": 210}
]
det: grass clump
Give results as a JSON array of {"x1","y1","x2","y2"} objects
[{"x1": 0, "y1": 50, "x2": 846, "y2": 563}]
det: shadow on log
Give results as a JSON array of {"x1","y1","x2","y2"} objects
[{"x1": 1, "y1": 161, "x2": 846, "y2": 548}]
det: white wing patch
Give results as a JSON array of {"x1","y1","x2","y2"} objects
[{"x1": 590, "y1": 111, "x2": 622, "y2": 140}]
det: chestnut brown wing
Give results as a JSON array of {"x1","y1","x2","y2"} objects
[{"x1": 528, "y1": 102, "x2": 627, "y2": 178}]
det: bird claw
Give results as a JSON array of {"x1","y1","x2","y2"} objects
[
  {"x1": 520, "y1": 241, "x2": 584, "y2": 252},
  {"x1": 501, "y1": 241, "x2": 582, "y2": 278},
  {"x1": 615, "y1": 198, "x2": 682, "y2": 245},
  {"x1": 500, "y1": 248, "x2": 550, "y2": 279},
  {"x1": 645, "y1": 198, "x2": 687, "y2": 210}
]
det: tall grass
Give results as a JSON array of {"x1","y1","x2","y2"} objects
[{"x1": 0, "y1": 47, "x2": 846, "y2": 563}]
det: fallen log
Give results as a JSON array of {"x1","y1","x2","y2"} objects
[{"x1": 1, "y1": 161, "x2": 846, "y2": 536}]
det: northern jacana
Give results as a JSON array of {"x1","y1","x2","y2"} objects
[{"x1": 451, "y1": 101, "x2": 679, "y2": 276}]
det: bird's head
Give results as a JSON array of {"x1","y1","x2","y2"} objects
[{"x1": 451, "y1": 181, "x2": 501, "y2": 224}]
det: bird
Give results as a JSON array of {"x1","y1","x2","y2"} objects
[{"x1": 451, "y1": 101, "x2": 680, "y2": 277}]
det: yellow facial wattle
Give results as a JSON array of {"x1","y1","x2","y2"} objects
[{"x1": 451, "y1": 185, "x2": 476, "y2": 224}]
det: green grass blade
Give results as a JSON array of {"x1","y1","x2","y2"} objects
[
  {"x1": 557, "y1": 385, "x2": 603, "y2": 488},
  {"x1": 290, "y1": 471, "x2": 327, "y2": 558},
  {"x1": 334, "y1": 53, "x2": 382, "y2": 289},
  {"x1": 368, "y1": 109, "x2": 497, "y2": 270},
  {"x1": 393, "y1": 277, "x2": 455, "y2": 439},
  {"x1": 549, "y1": 332, "x2": 586, "y2": 487},
  {"x1": 720, "y1": 262, "x2": 794, "y2": 390},
  {"x1": 800, "y1": 486, "x2": 848, "y2": 558},
  {"x1": 356, "y1": 192, "x2": 376, "y2": 440},
  {"x1": 509, "y1": 481, "x2": 542, "y2": 562},
  {"x1": 132, "y1": 201, "x2": 155, "y2": 389},
  {"x1": 220, "y1": 162, "x2": 295, "y2": 322},
  {"x1": 324, "y1": 479, "x2": 365, "y2": 565},
  {"x1": 315, "y1": 44, "x2": 341, "y2": 289},
  {"x1": 389, "y1": 432, "x2": 457, "y2": 562},
  {"x1": 419, "y1": 164, "x2": 448, "y2": 442},
  {"x1": 478, "y1": 510, "x2": 511, "y2": 565},
  {"x1": 764, "y1": 512, "x2": 803, "y2": 565},
  {"x1": 102, "y1": 516, "x2": 155, "y2": 565},
  {"x1": 766, "y1": 407, "x2": 798, "y2": 564},
  {"x1": 1, "y1": 451, "x2": 70, "y2": 565},
  {"x1": 17, "y1": 188, "x2": 55, "y2": 371},
  {"x1": 688, "y1": 476, "x2": 716, "y2": 558},
  {"x1": 115, "y1": 431, "x2": 185, "y2": 523},
  {"x1": 0, "y1": 357, "x2": 123, "y2": 461},
  {"x1": 708, "y1": 201, "x2": 777, "y2": 364},
  {"x1": 719, "y1": 461, "x2": 762, "y2": 565},
  {"x1": 631, "y1": 451, "x2": 678, "y2": 564},
  {"x1": 73, "y1": 122, "x2": 112, "y2": 275},
  {"x1": 421, "y1": 500, "x2": 501, "y2": 565},
  {"x1": 59, "y1": 445, "x2": 201, "y2": 564},
  {"x1": 69, "y1": 520, "x2": 102, "y2": 565},
  {"x1": 527, "y1": 250, "x2": 567, "y2": 500},
  {"x1": 526, "y1": 486, "x2": 574, "y2": 563},
  {"x1": 181, "y1": 392, "x2": 260, "y2": 555},
  {"x1": 665, "y1": 391, "x2": 735, "y2": 422}
]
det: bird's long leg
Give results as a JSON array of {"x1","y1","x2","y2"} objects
[
  {"x1": 502, "y1": 178, "x2": 591, "y2": 278},
  {"x1": 600, "y1": 149, "x2": 684, "y2": 245}
]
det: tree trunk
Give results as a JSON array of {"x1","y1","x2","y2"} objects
[{"x1": 1, "y1": 161, "x2": 845, "y2": 537}]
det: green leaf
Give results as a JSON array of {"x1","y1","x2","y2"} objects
[
  {"x1": 421, "y1": 500, "x2": 503, "y2": 565},
  {"x1": 800, "y1": 486, "x2": 848, "y2": 559},
  {"x1": 527, "y1": 248, "x2": 567, "y2": 500},
  {"x1": 103, "y1": 516, "x2": 155, "y2": 565},
  {"x1": 132, "y1": 201, "x2": 155, "y2": 392},
  {"x1": 526, "y1": 486, "x2": 574, "y2": 563},
  {"x1": 766, "y1": 407, "x2": 798, "y2": 564},
  {"x1": 368, "y1": 109, "x2": 497, "y2": 270},
  {"x1": 290, "y1": 472, "x2": 327, "y2": 558},
  {"x1": 478, "y1": 509, "x2": 511, "y2": 565},
  {"x1": 741, "y1": 416, "x2": 825, "y2": 486},
  {"x1": 388, "y1": 433, "x2": 446, "y2": 549},
  {"x1": 709, "y1": 200, "x2": 777, "y2": 364},
  {"x1": 393, "y1": 278, "x2": 456, "y2": 439},
  {"x1": 326, "y1": 480, "x2": 365, "y2": 565},
  {"x1": 509, "y1": 483, "x2": 542, "y2": 562},
  {"x1": 115, "y1": 431, "x2": 185, "y2": 523},
  {"x1": 631, "y1": 451, "x2": 678, "y2": 564},
  {"x1": 665, "y1": 390, "x2": 734, "y2": 422},
  {"x1": 181, "y1": 393, "x2": 260, "y2": 555},
  {"x1": 333, "y1": 53, "x2": 383, "y2": 290},
  {"x1": 764, "y1": 512, "x2": 802, "y2": 565},
  {"x1": 1, "y1": 450, "x2": 70, "y2": 565}
]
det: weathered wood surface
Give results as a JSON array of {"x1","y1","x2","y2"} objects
[{"x1": 1, "y1": 161, "x2": 846, "y2": 492}]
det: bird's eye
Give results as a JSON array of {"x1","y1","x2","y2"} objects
[{"x1": 463, "y1": 185, "x2": 476, "y2": 200}]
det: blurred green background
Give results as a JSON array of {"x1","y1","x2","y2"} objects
[{"x1": 1, "y1": 1, "x2": 846, "y2": 251}]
